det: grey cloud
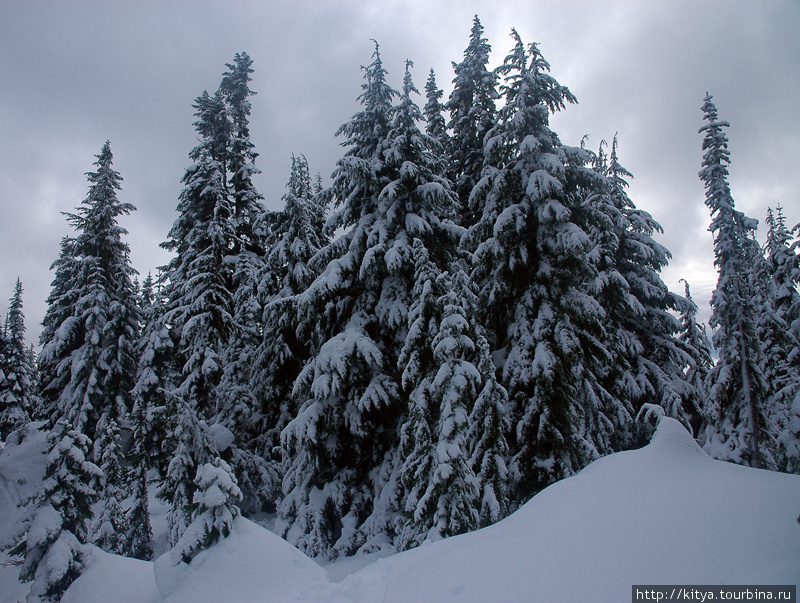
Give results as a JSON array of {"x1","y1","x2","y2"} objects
[{"x1": 1, "y1": 0, "x2": 798, "y2": 343}]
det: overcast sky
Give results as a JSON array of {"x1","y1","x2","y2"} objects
[{"x1": 1, "y1": 0, "x2": 798, "y2": 346}]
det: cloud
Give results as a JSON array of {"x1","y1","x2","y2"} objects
[{"x1": 1, "y1": 0, "x2": 798, "y2": 343}]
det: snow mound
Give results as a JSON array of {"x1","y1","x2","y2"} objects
[
  {"x1": 329, "y1": 417, "x2": 800, "y2": 602},
  {"x1": 62, "y1": 547, "x2": 161, "y2": 603},
  {"x1": 4, "y1": 418, "x2": 798, "y2": 603},
  {"x1": 153, "y1": 517, "x2": 329, "y2": 603}
]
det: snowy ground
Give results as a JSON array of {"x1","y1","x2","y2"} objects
[{"x1": 1, "y1": 418, "x2": 798, "y2": 603}]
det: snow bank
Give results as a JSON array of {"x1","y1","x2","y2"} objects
[
  {"x1": 62, "y1": 546, "x2": 161, "y2": 603},
  {"x1": 155, "y1": 517, "x2": 329, "y2": 603},
  {"x1": 4, "y1": 418, "x2": 797, "y2": 603},
  {"x1": 329, "y1": 417, "x2": 800, "y2": 602}
]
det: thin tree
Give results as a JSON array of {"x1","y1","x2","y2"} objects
[
  {"x1": 698, "y1": 94, "x2": 771, "y2": 469},
  {"x1": 0, "y1": 278, "x2": 35, "y2": 439}
]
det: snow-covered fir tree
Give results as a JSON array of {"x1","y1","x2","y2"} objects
[
  {"x1": 37, "y1": 236, "x2": 79, "y2": 426},
  {"x1": 89, "y1": 412, "x2": 128, "y2": 555},
  {"x1": 3, "y1": 420, "x2": 101, "y2": 603},
  {"x1": 280, "y1": 51, "x2": 461, "y2": 558},
  {"x1": 172, "y1": 457, "x2": 242, "y2": 564},
  {"x1": 396, "y1": 238, "x2": 509, "y2": 547},
  {"x1": 446, "y1": 15, "x2": 499, "y2": 226},
  {"x1": 141, "y1": 53, "x2": 270, "y2": 547},
  {"x1": 698, "y1": 94, "x2": 772, "y2": 469},
  {"x1": 396, "y1": 242, "x2": 443, "y2": 549},
  {"x1": 756, "y1": 207, "x2": 800, "y2": 472},
  {"x1": 251, "y1": 154, "x2": 326, "y2": 502},
  {"x1": 35, "y1": 142, "x2": 140, "y2": 558},
  {"x1": 38, "y1": 141, "x2": 140, "y2": 445},
  {"x1": 156, "y1": 398, "x2": 219, "y2": 546},
  {"x1": 465, "y1": 29, "x2": 615, "y2": 505},
  {"x1": 677, "y1": 279, "x2": 713, "y2": 434},
  {"x1": 147, "y1": 90, "x2": 235, "y2": 541},
  {"x1": 0, "y1": 278, "x2": 36, "y2": 439},
  {"x1": 586, "y1": 137, "x2": 701, "y2": 444},
  {"x1": 423, "y1": 68, "x2": 448, "y2": 150},
  {"x1": 131, "y1": 271, "x2": 175, "y2": 475}
]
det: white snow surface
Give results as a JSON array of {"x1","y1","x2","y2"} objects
[{"x1": 1, "y1": 417, "x2": 798, "y2": 603}]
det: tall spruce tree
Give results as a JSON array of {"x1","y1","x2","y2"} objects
[
  {"x1": 280, "y1": 51, "x2": 460, "y2": 558},
  {"x1": 423, "y1": 69, "x2": 448, "y2": 151},
  {"x1": 38, "y1": 142, "x2": 139, "y2": 446},
  {"x1": 36, "y1": 142, "x2": 140, "y2": 557},
  {"x1": 465, "y1": 29, "x2": 611, "y2": 505},
  {"x1": 146, "y1": 85, "x2": 236, "y2": 544},
  {"x1": 677, "y1": 279, "x2": 713, "y2": 435},
  {"x1": 757, "y1": 207, "x2": 800, "y2": 472},
  {"x1": 0, "y1": 278, "x2": 35, "y2": 439},
  {"x1": 251, "y1": 154, "x2": 326, "y2": 501},
  {"x1": 698, "y1": 94, "x2": 772, "y2": 469},
  {"x1": 447, "y1": 15, "x2": 499, "y2": 226},
  {"x1": 586, "y1": 137, "x2": 700, "y2": 445},
  {"x1": 141, "y1": 53, "x2": 267, "y2": 547}
]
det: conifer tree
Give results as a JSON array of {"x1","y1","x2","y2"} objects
[
  {"x1": 38, "y1": 236, "x2": 79, "y2": 423},
  {"x1": 281, "y1": 51, "x2": 460, "y2": 558},
  {"x1": 3, "y1": 420, "x2": 101, "y2": 603},
  {"x1": 447, "y1": 15, "x2": 499, "y2": 226},
  {"x1": 0, "y1": 278, "x2": 35, "y2": 439},
  {"x1": 132, "y1": 272, "x2": 175, "y2": 475},
  {"x1": 396, "y1": 242, "x2": 442, "y2": 550},
  {"x1": 698, "y1": 94, "x2": 772, "y2": 469},
  {"x1": 150, "y1": 89, "x2": 235, "y2": 541},
  {"x1": 251, "y1": 154, "x2": 325, "y2": 498},
  {"x1": 677, "y1": 279, "x2": 713, "y2": 434},
  {"x1": 757, "y1": 207, "x2": 800, "y2": 472},
  {"x1": 89, "y1": 412, "x2": 128, "y2": 555},
  {"x1": 586, "y1": 137, "x2": 700, "y2": 444},
  {"x1": 172, "y1": 457, "x2": 242, "y2": 563},
  {"x1": 123, "y1": 457, "x2": 153, "y2": 560},
  {"x1": 142, "y1": 53, "x2": 268, "y2": 546},
  {"x1": 35, "y1": 142, "x2": 140, "y2": 557},
  {"x1": 465, "y1": 29, "x2": 609, "y2": 505},
  {"x1": 38, "y1": 142, "x2": 140, "y2": 445},
  {"x1": 423, "y1": 69, "x2": 448, "y2": 150},
  {"x1": 396, "y1": 245, "x2": 508, "y2": 547}
]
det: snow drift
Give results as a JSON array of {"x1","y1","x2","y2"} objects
[{"x1": 2, "y1": 418, "x2": 798, "y2": 603}]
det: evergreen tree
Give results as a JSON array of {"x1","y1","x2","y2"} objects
[
  {"x1": 152, "y1": 84, "x2": 235, "y2": 539},
  {"x1": 758, "y1": 207, "x2": 800, "y2": 472},
  {"x1": 123, "y1": 456, "x2": 153, "y2": 560},
  {"x1": 251, "y1": 154, "x2": 325, "y2": 500},
  {"x1": 698, "y1": 94, "x2": 772, "y2": 469},
  {"x1": 280, "y1": 51, "x2": 460, "y2": 558},
  {"x1": 131, "y1": 271, "x2": 175, "y2": 474},
  {"x1": 465, "y1": 29, "x2": 609, "y2": 505},
  {"x1": 0, "y1": 278, "x2": 35, "y2": 439},
  {"x1": 423, "y1": 68, "x2": 448, "y2": 150},
  {"x1": 3, "y1": 420, "x2": 101, "y2": 603},
  {"x1": 396, "y1": 247, "x2": 508, "y2": 547},
  {"x1": 677, "y1": 279, "x2": 713, "y2": 435},
  {"x1": 143, "y1": 52, "x2": 268, "y2": 546},
  {"x1": 396, "y1": 242, "x2": 444, "y2": 550},
  {"x1": 447, "y1": 15, "x2": 499, "y2": 226},
  {"x1": 89, "y1": 412, "x2": 128, "y2": 555},
  {"x1": 156, "y1": 398, "x2": 218, "y2": 546},
  {"x1": 172, "y1": 457, "x2": 241, "y2": 564},
  {"x1": 587, "y1": 137, "x2": 700, "y2": 443},
  {"x1": 38, "y1": 236, "x2": 79, "y2": 424},
  {"x1": 38, "y1": 142, "x2": 140, "y2": 445},
  {"x1": 35, "y1": 142, "x2": 140, "y2": 557}
]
